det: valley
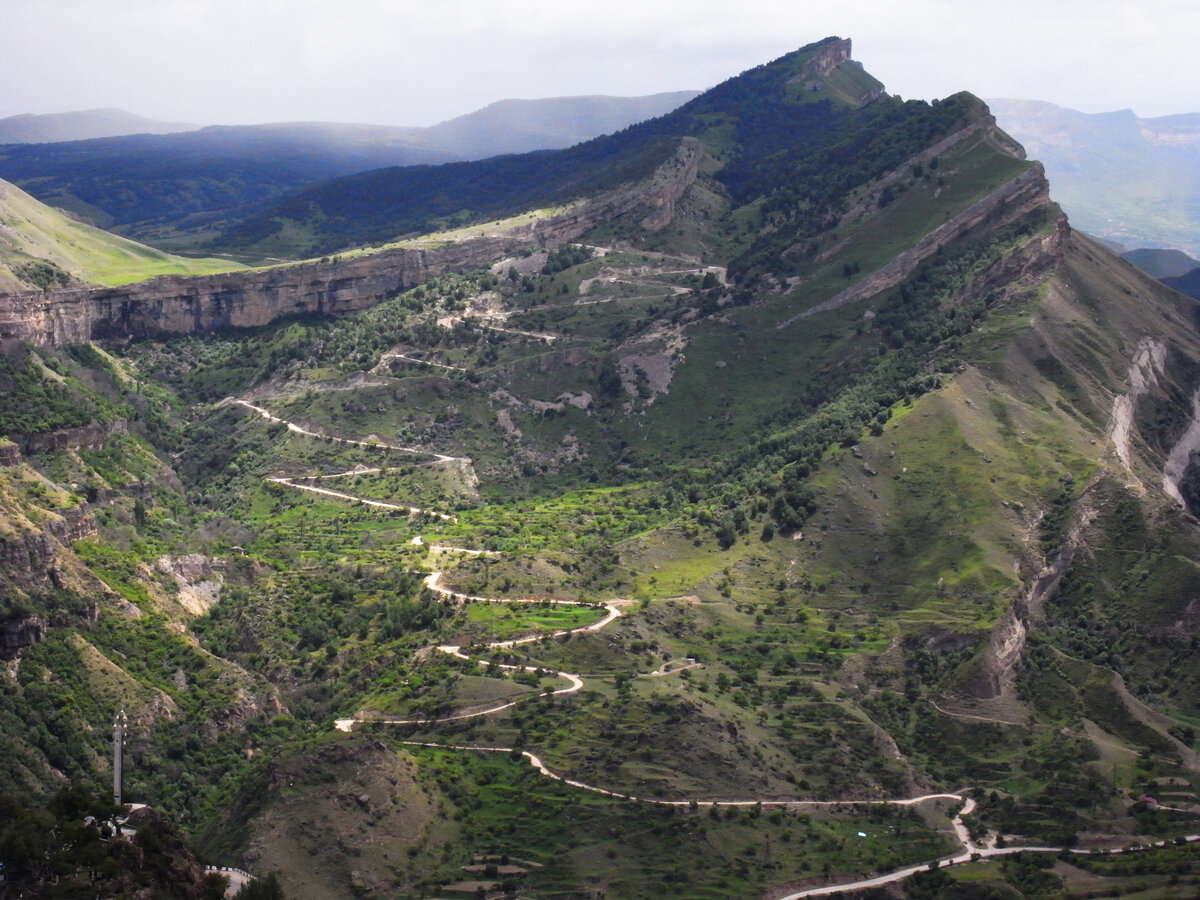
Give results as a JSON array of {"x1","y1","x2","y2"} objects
[{"x1": 2, "y1": 36, "x2": 1200, "y2": 900}]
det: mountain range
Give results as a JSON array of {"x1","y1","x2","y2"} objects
[
  {"x1": 0, "y1": 92, "x2": 697, "y2": 256},
  {"x1": 1, "y1": 37, "x2": 1200, "y2": 900},
  {"x1": 0, "y1": 107, "x2": 197, "y2": 143},
  {"x1": 988, "y1": 98, "x2": 1200, "y2": 258}
]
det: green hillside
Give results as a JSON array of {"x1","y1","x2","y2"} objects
[
  {"x1": 3, "y1": 37, "x2": 1200, "y2": 900},
  {"x1": 0, "y1": 178, "x2": 242, "y2": 290}
]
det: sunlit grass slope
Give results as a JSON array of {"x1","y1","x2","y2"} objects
[{"x1": 0, "y1": 177, "x2": 243, "y2": 290}]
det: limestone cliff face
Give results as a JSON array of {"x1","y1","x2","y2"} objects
[
  {"x1": 14, "y1": 419, "x2": 129, "y2": 455},
  {"x1": 0, "y1": 501, "x2": 100, "y2": 660},
  {"x1": 0, "y1": 140, "x2": 704, "y2": 348},
  {"x1": 807, "y1": 38, "x2": 853, "y2": 76},
  {"x1": 0, "y1": 502, "x2": 98, "y2": 581}
]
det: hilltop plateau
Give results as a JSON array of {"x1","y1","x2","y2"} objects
[{"x1": 2, "y1": 37, "x2": 1200, "y2": 900}]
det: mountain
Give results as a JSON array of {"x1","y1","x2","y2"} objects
[
  {"x1": 0, "y1": 94, "x2": 698, "y2": 257},
  {"x1": 989, "y1": 98, "x2": 1200, "y2": 256},
  {"x1": 0, "y1": 107, "x2": 196, "y2": 143},
  {"x1": 416, "y1": 90, "x2": 701, "y2": 158},
  {"x1": 3, "y1": 37, "x2": 1200, "y2": 900},
  {"x1": 0, "y1": 177, "x2": 241, "y2": 291},
  {"x1": 1122, "y1": 247, "x2": 1200, "y2": 300},
  {"x1": 1121, "y1": 247, "x2": 1200, "y2": 279},
  {"x1": 214, "y1": 44, "x2": 898, "y2": 257},
  {"x1": 1164, "y1": 267, "x2": 1200, "y2": 299},
  {"x1": 0, "y1": 127, "x2": 456, "y2": 255}
]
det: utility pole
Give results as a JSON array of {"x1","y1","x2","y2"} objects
[{"x1": 113, "y1": 709, "x2": 127, "y2": 807}]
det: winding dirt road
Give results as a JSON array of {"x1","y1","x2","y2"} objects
[
  {"x1": 234, "y1": 398, "x2": 470, "y2": 463},
  {"x1": 242, "y1": 391, "x2": 1198, "y2": 900}
]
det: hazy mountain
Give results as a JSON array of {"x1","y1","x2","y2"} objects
[
  {"x1": 0, "y1": 128, "x2": 457, "y2": 253},
  {"x1": 989, "y1": 98, "x2": 1200, "y2": 256},
  {"x1": 1117, "y1": 247, "x2": 1200, "y2": 300},
  {"x1": 0, "y1": 107, "x2": 197, "y2": 143},
  {"x1": 1121, "y1": 247, "x2": 1200, "y2": 279},
  {"x1": 418, "y1": 90, "x2": 700, "y2": 158},
  {"x1": 1163, "y1": 267, "x2": 1200, "y2": 299},
  {"x1": 215, "y1": 54, "x2": 894, "y2": 257},
  {"x1": 0, "y1": 93, "x2": 698, "y2": 255}
]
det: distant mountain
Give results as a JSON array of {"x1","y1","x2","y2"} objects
[
  {"x1": 216, "y1": 57, "x2": 898, "y2": 257},
  {"x1": 1164, "y1": 267, "x2": 1200, "y2": 299},
  {"x1": 1118, "y1": 248, "x2": 1200, "y2": 300},
  {"x1": 1121, "y1": 247, "x2": 1200, "y2": 279},
  {"x1": 0, "y1": 107, "x2": 196, "y2": 143},
  {"x1": 0, "y1": 127, "x2": 457, "y2": 254},
  {"x1": 0, "y1": 93, "x2": 698, "y2": 256},
  {"x1": 418, "y1": 91, "x2": 700, "y2": 159},
  {"x1": 988, "y1": 98, "x2": 1200, "y2": 257},
  {"x1": 0, "y1": 177, "x2": 240, "y2": 291}
]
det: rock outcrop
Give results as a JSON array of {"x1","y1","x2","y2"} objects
[
  {"x1": 778, "y1": 163, "x2": 1059, "y2": 328},
  {"x1": 0, "y1": 615, "x2": 46, "y2": 659},
  {"x1": 806, "y1": 38, "x2": 853, "y2": 76},
  {"x1": 13, "y1": 419, "x2": 129, "y2": 455},
  {"x1": 0, "y1": 140, "x2": 704, "y2": 348}
]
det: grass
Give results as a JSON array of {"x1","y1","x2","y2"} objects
[
  {"x1": 7, "y1": 70, "x2": 1194, "y2": 900},
  {"x1": 0, "y1": 177, "x2": 242, "y2": 287},
  {"x1": 401, "y1": 744, "x2": 954, "y2": 899},
  {"x1": 460, "y1": 602, "x2": 608, "y2": 640}
]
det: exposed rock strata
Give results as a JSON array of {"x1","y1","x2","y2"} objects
[
  {"x1": 0, "y1": 140, "x2": 704, "y2": 347},
  {"x1": 0, "y1": 501, "x2": 98, "y2": 573},
  {"x1": 0, "y1": 616, "x2": 46, "y2": 659},
  {"x1": 779, "y1": 164, "x2": 1056, "y2": 328},
  {"x1": 1163, "y1": 388, "x2": 1200, "y2": 507},
  {"x1": 14, "y1": 418, "x2": 129, "y2": 455},
  {"x1": 1108, "y1": 337, "x2": 1168, "y2": 472},
  {"x1": 837, "y1": 115, "x2": 1025, "y2": 231}
]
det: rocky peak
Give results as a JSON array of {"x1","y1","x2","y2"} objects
[{"x1": 806, "y1": 37, "x2": 853, "y2": 77}]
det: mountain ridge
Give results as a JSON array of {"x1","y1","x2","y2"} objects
[
  {"x1": 0, "y1": 92, "x2": 701, "y2": 256},
  {"x1": 0, "y1": 107, "x2": 197, "y2": 143},
  {"x1": 3, "y1": 36, "x2": 1200, "y2": 900}
]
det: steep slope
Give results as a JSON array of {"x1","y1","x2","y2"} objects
[
  {"x1": 0, "y1": 178, "x2": 241, "y2": 291},
  {"x1": 3, "y1": 36, "x2": 1200, "y2": 900},
  {"x1": 0, "y1": 341, "x2": 283, "y2": 842}
]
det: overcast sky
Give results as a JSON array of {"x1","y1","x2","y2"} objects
[{"x1": 4, "y1": 0, "x2": 1197, "y2": 126}]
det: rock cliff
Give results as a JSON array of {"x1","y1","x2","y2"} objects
[
  {"x1": 13, "y1": 419, "x2": 129, "y2": 455},
  {"x1": 0, "y1": 140, "x2": 704, "y2": 348}
]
